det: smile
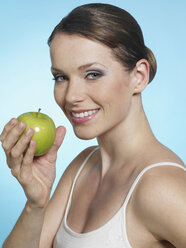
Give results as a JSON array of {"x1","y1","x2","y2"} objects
[
  {"x1": 70, "y1": 109, "x2": 99, "y2": 124},
  {"x1": 71, "y1": 109, "x2": 98, "y2": 118}
]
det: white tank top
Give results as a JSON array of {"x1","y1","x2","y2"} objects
[{"x1": 53, "y1": 147, "x2": 186, "y2": 248}]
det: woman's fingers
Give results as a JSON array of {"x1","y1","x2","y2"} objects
[
  {"x1": 0, "y1": 118, "x2": 18, "y2": 142},
  {"x1": 2, "y1": 121, "x2": 27, "y2": 155},
  {"x1": 11, "y1": 128, "x2": 34, "y2": 158},
  {"x1": 18, "y1": 140, "x2": 36, "y2": 185},
  {"x1": 0, "y1": 118, "x2": 35, "y2": 178},
  {"x1": 8, "y1": 128, "x2": 35, "y2": 173},
  {"x1": 22, "y1": 140, "x2": 36, "y2": 166}
]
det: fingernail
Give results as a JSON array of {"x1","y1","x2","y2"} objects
[
  {"x1": 18, "y1": 122, "x2": 24, "y2": 129},
  {"x1": 10, "y1": 118, "x2": 16, "y2": 126},
  {"x1": 25, "y1": 128, "x2": 32, "y2": 137}
]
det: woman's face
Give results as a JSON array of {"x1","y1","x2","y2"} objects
[{"x1": 50, "y1": 33, "x2": 136, "y2": 140}]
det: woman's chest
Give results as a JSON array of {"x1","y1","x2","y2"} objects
[
  {"x1": 67, "y1": 168, "x2": 132, "y2": 234},
  {"x1": 66, "y1": 174, "x2": 174, "y2": 248}
]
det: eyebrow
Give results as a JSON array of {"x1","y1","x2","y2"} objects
[
  {"x1": 78, "y1": 62, "x2": 107, "y2": 70},
  {"x1": 51, "y1": 67, "x2": 64, "y2": 73},
  {"x1": 51, "y1": 62, "x2": 107, "y2": 73}
]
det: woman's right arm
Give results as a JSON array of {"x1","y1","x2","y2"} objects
[
  {"x1": 2, "y1": 152, "x2": 85, "y2": 248},
  {"x1": 0, "y1": 118, "x2": 66, "y2": 248},
  {"x1": 2, "y1": 202, "x2": 47, "y2": 248},
  {"x1": 1, "y1": 118, "x2": 95, "y2": 248}
]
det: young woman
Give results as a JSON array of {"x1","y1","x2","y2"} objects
[{"x1": 1, "y1": 3, "x2": 186, "y2": 248}]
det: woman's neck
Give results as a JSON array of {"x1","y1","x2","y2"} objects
[{"x1": 97, "y1": 99, "x2": 157, "y2": 175}]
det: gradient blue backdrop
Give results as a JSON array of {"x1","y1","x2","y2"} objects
[{"x1": 0, "y1": 0, "x2": 185, "y2": 245}]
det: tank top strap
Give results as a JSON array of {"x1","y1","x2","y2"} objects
[
  {"x1": 123, "y1": 162, "x2": 186, "y2": 208},
  {"x1": 64, "y1": 146, "x2": 99, "y2": 220}
]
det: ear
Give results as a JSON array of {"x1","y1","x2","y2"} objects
[{"x1": 132, "y1": 59, "x2": 150, "y2": 94}]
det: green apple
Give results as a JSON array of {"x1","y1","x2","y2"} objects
[{"x1": 17, "y1": 109, "x2": 56, "y2": 156}]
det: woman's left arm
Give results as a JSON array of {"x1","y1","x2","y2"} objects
[{"x1": 134, "y1": 165, "x2": 186, "y2": 247}]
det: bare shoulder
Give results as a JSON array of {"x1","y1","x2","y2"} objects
[
  {"x1": 68, "y1": 145, "x2": 99, "y2": 180},
  {"x1": 39, "y1": 145, "x2": 98, "y2": 248},
  {"x1": 132, "y1": 161, "x2": 186, "y2": 247},
  {"x1": 50, "y1": 145, "x2": 98, "y2": 203}
]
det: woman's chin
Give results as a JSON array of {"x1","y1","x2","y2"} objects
[
  {"x1": 74, "y1": 132, "x2": 96, "y2": 140},
  {"x1": 73, "y1": 127, "x2": 97, "y2": 140}
]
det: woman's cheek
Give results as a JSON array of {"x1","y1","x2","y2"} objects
[
  {"x1": 54, "y1": 89, "x2": 60, "y2": 106},
  {"x1": 54, "y1": 85, "x2": 64, "y2": 105}
]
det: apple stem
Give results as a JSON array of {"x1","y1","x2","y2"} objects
[{"x1": 37, "y1": 108, "x2": 41, "y2": 117}]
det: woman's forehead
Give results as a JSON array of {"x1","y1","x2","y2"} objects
[
  {"x1": 50, "y1": 33, "x2": 111, "y2": 55},
  {"x1": 50, "y1": 33, "x2": 119, "y2": 70}
]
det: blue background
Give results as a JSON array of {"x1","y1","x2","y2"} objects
[{"x1": 0, "y1": 0, "x2": 185, "y2": 245}]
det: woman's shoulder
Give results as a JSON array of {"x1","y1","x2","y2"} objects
[
  {"x1": 53, "y1": 145, "x2": 98, "y2": 198},
  {"x1": 131, "y1": 155, "x2": 186, "y2": 244},
  {"x1": 134, "y1": 142, "x2": 186, "y2": 196},
  {"x1": 66, "y1": 145, "x2": 99, "y2": 179},
  {"x1": 134, "y1": 160, "x2": 186, "y2": 203},
  {"x1": 133, "y1": 145, "x2": 186, "y2": 212}
]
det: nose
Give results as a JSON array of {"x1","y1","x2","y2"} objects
[{"x1": 65, "y1": 78, "x2": 85, "y2": 105}]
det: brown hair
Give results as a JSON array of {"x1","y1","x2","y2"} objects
[{"x1": 48, "y1": 3, "x2": 157, "y2": 83}]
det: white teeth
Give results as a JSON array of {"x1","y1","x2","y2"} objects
[{"x1": 72, "y1": 109, "x2": 98, "y2": 118}]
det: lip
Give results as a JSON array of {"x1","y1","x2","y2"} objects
[
  {"x1": 69, "y1": 108, "x2": 100, "y2": 124},
  {"x1": 70, "y1": 109, "x2": 99, "y2": 113}
]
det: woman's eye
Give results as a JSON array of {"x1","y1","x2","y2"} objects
[
  {"x1": 86, "y1": 71, "x2": 102, "y2": 80},
  {"x1": 53, "y1": 74, "x2": 68, "y2": 82}
]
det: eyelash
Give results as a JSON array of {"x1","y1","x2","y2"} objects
[
  {"x1": 52, "y1": 71, "x2": 103, "y2": 82},
  {"x1": 86, "y1": 71, "x2": 103, "y2": 80},
  {"x1": 52, "y1": 74, "x2": 68, "y2": 82}
]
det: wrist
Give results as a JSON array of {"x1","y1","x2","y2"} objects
[{"x1": 25, "y1": 201, "x2": 48, "y2": 214}]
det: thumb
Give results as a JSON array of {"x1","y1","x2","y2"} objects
[
  {"x1": 45, "y1": 126, "x2": 66, "y2": 160},
  {"x1": 53, "y1": 126, "x2": 66, "y2": 151}
]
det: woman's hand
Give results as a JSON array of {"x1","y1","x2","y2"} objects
[{"x1": 0, "y1": 118, "x2": 66, "y2": 209}]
